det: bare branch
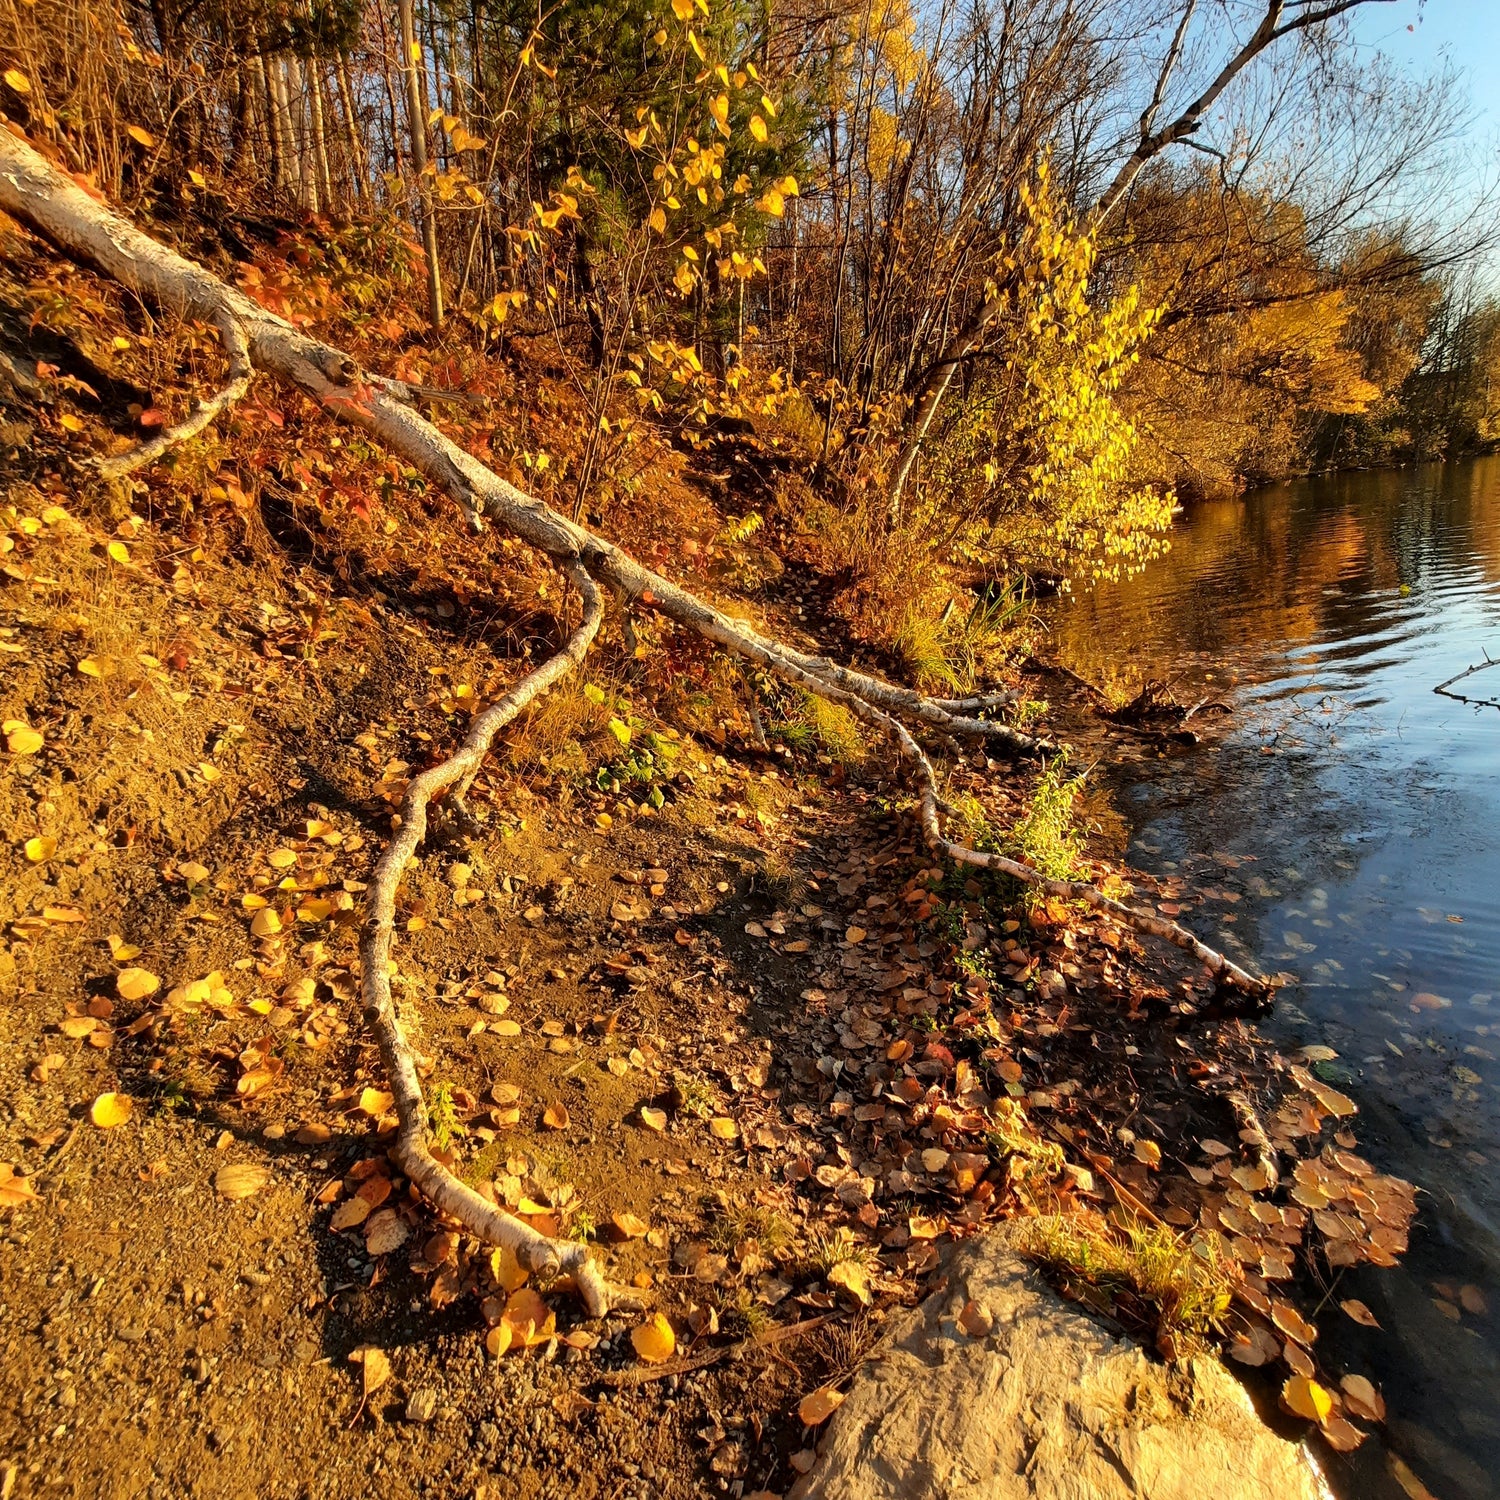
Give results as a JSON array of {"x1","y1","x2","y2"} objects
[{"x1": 95, "y1": 308, "x2": 251, "y2": 478}]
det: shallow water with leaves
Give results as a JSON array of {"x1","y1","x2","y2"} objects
[{"x1": 1049, "y1": 457, "x2": 1500, "y2": 1500}]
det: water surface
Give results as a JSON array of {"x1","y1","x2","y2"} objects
[{"x1": 1048, "y1": 459, "x2": 1500, "y2": 1499}]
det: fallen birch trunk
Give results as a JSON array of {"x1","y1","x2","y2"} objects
[{"x1": 0, "y1": 127, "x2": 1273, "y2": 1312}]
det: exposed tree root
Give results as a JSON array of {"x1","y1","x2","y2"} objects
[
  {"x1": 357, "y1": 560, "x2": 626, "y2": 1314},
  {"x1": 0, "y1": 130, "x2": 1274, "y2": 1321},
  {"x1": 95, "y1": 307, "x2": 252, "y2": 477}
]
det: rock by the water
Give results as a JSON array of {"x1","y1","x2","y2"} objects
[{"x1": 792, "y1": 1237, "x2": 1331, "y2": 1500}]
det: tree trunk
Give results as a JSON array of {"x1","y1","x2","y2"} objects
[
  {"x1": 308, "y1": 56, "x2": 335, "y2": 214},
  {"x1": 398, "y1": 0, "x2": 445, "y2": 329},
  {"x1": 335, "y1": 55, "x2": 369, "y2": 204}
]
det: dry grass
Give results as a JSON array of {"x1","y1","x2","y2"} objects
[{"x1": 1012, "y1": 1212, "x2": 1233, "y2": 1351}]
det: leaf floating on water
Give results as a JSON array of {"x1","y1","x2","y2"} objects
[
  {"x1": 1340, "y1": 1374, "x2": 1385, "y2": 1422},
  {"x1": 1270, "y1": 1300, "x2": 1318, "y2": 1346},
  {"x1": 1459, "y1": 1284, "x2": 1488, "y2": 1317},
  {"x1": 1320, "y1": 1415, "x2": 1366, "y2": 1452},
  {"x1": 1307, "y1": 1081, "x2": 1357, "y2": 1117},
  {"x1": 631, "y1": 1313, "x2": 676, "y2": 1363},
  {"x1": 798, "y1": 1385, "x2": 846, "y2": 1426},
  {"x1": 1388, "y1": 1454, "x2": 1439, "y2": 1500},
  {"x1": 1280, "y1": 1375, "x2": 1333, "y2": 1424}
]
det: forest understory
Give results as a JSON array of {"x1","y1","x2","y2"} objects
[{"x1": 0, "y1": 183, "x2": 1423, "y2": 1499}]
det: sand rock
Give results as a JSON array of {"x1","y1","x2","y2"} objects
[{"x1": 792, "y1": 1237, "x2": 1330, "y2": 1500}]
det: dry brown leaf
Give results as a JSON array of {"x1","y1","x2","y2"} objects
[
  {"x1": 798, "y1": 1385, "x2": 845, "y2": 1426},
  {"x1": 364, "y1": 1208, "x2": 409, "y2": 1256},
  {"x1": 1340, "y1": 1374, "x2": 1385, "y2": 1422},
  {"x1": 639, "y1": 1107, "x2": 667, "y2": 1132},
  {"x1": 331, "y1": 1196, "x2": 372, "y2": 1230},
  {"x1": 708, "y1": 1116, "x2": 740, "y2": 1141},
  {"x1": 0, "y1": 1163, "x2": 41, "y2": 1208},
  {"x1": 542, "y1": 1101, "x2": 570, "y2": 1130},
  {"x1": 1340, "y1": 1298, "x2": 1381, "y2": 1328},
  {"x1": 612, "y1": 1212, "x2": 649, "y2": 1240},
  {"x1": 249, "y1": 908, "x2": 282, "y2": 938},
  {"x1": 214, "y1": 1163, "x2": 269, "y2": 1200},
  {"x1": 957, "y1": 1298, "x2": 994, "y2": 1338},
  {"x1": 1459, "y1": 1284, "x2": 1489, "y2": 1317},
  {"x1": 59, "y1": 1015, "x2": 98, "y2": 1039},
  {"x1": 631, "y1": 1312, "x2": 676, "y2": 1363},
  {"x1": 1320, "y1": 1415, "x2": 1367, "y2": 1452},
  {"x1": 352, "y1": 1345, "x2": 391, "y2": 1397}
]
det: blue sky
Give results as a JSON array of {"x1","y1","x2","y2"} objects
[{"x1": 1352, "y1": 0, "x2": 1500, "y2": 128}]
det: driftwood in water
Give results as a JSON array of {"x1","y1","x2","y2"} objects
[{"x1": 1434, "y1": 653, "x2": 1500, "y2": 711}]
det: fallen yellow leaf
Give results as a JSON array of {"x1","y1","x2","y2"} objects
[
  {"x1": 1282, "y1": 1375, "x2": 1334, "y2": 1424},
  {"x1": 249, "y1": 907, "x2": 282, "y2": 938},
  {"x1": 6, "y1": 727, "x2": 43, "y2": 755},
  {"x1": 631, "y1": 1312, "x2": 676, "y2": 1363},
  {"x1": 24, "y1": 836, "x2": 56, "y2": 862},
  {"x1": 90, "y1": 1091, "x2": 132, "y2": 1128},
  {"x1": 798, "y1": 1385, "x2": 846, "y2": 1425},
  {"x1": 115, "y1": 967, "x2": 161, "y2": 1001}
]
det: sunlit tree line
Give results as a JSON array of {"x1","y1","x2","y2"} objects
[{"x1": 3, "y1": 0, "x2": 1495, "y2": 586}]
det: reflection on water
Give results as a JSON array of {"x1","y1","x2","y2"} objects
[{"x1": 1049, "y1": 458, "x2": 1500, "y2": 1500}]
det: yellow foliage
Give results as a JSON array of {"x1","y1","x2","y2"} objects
[{"x1": 927, "y1": 160, "x2": 1174, "y2": 584}]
